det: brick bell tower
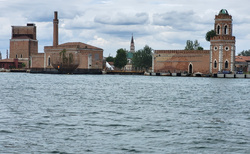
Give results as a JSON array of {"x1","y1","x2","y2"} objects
[{"x1": 210, "y1": 9, "x2": 236, "y2": 74}]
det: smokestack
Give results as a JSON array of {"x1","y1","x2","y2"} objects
[{"x1": 53, "y1": 11, "x2": 59, "y2": 46}]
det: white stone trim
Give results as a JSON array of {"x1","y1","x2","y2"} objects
[
  {"x1": 219, "y1": 45, "x2": 223, "y2": 71},
  {"x1": 88, "y1": 53, "x2": 92, "y2": 69},
  {"x1": 231, "y1": 45, "x2": 235, "y2": 71},
  {"x1": 188, "y1": 63, "x2": 193, "y2": 74},
  {"x1": 44, "y1": 52, "x2": 46, "y2": 69},
  {"x1": 210, "y1": 46, "x2": 213, "y2": 73}
]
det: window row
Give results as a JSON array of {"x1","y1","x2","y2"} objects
[
  {"x1": 217, "y1": 25, "x2": 229, "y2": 35},
  {"x1": 214, "y1": 60, "x2": 229, "y2": 69},
  {"x1": 15, "y1": 54, "x2": 23, "y2": 58}
]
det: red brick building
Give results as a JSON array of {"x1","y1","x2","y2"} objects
[
  {"x1": 9, "y1": 23, "x2": 38, "y2": 68},
  {"x1": 31, "y1": 11, "x2": 103, "y2": 73},
  {"x1": 153, "y1": 9, "x2": 236, "y2": 75},
  {"x1": 9, "y1": 11, "x2": 103, "y2": 73},
  {"x1": 0, "y1": 59, "x2": 22, "y2": 69}
]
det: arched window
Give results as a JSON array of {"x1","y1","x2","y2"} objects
[
  {"x1": 225, "y1": 61, "x2": 228, "y2": 69},
  {"x1": 16, "y1": 54, "x2": 18, "y2": 58},
  {"x1": 20, "y1": 54, "x2": 22, "y2": 58},
  {"x1": 214, "y1": 60, "x2": 217, "y2": 68},
  {"x1": 48, "y1": 57, "x2": 51, "y2": 66},
  {"x1": 189, "y1": 63, "x2": 193, "y2": 74},
  {"x1": 224, "y1": 25, "x2": 228, "y2": 34},
  {"x1": 217, "y1": 25, "x2": 220, "y2": 35}
]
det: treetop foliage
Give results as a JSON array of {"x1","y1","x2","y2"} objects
[
  {"x1": 132, "y1": 45, "x2": 152, "y2": 71},
  {"x1": 114, "y1": 48, "x2": 128, "y2": 69},
  {"x1": 106, "y1": 56, "x2": 115, "y2": 62},
  {"x1": 206, "y1": 30, "x2": 216, "y2": 42},
  {"x1": 185, "y1": 40, "x2": 203, "y2": 50},
  {"x1": 238, "y1": 50, "x2": 250, "y2": 56}
]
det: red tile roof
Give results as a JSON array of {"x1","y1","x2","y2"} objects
[
  {"x1": 235, "y1": 56, "x2": 250, "y2": 62},
  {"x1": 58, "y1": 42, "x2": 103, "y2": 50}
]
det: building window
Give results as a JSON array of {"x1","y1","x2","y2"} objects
[
  {"x1": 189, "y1": 63, "x2": 193, "y2": 74},
  {"x1": 217, "y1": 25, "x2": 220, "y2": 35},
  {"x1": 225, "y1": 61, "x2": 229, "y2": 69},
  {"x1": 214, "y1": 46, "x2": 218, "y2": 50},
  {"x1": 48, "y1": 57, "x2": 51, "y2": 66},
  {"x1": 214, "y1": 60, "x2": 217, "y2": 69},
  {"x1": 224, "y1": 25, "x2": 228, "y2": 34},
  {"x1": 21, "y1": 54, "x2": 22, "y2": 58},
  {"x1": 225, "y1": 46, "x2": 229, "y2": 51},
  {"x1": 16, "y1": 54, "x2": 18, "y2": 58}
]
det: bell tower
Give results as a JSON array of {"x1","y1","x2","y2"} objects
[{"x1": 210, "y1": 9, "x2": 235, "y2": 74}]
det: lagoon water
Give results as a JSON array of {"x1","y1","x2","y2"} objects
[{"x1": 0, "y1": 73, "x2": 249, "y2": 153}]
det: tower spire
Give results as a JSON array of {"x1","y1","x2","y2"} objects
[{"x1": 130, "y1": 34, "x2": 135, "y2": 53}]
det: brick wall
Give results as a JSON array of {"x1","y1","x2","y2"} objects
[{"x1": 154, "y1": 50, "x2": 210, "y2": 74}]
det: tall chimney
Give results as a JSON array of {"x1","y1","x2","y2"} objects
[{"x1": 53, "y1": 11, "x2": 59, "y2": 46}]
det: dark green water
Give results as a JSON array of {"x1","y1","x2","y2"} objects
[{"x1": 0, "y1": 73, "x2": 249, "y2": 153}]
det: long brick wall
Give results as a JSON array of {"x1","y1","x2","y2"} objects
[{"x1": 153, "y1": 50, "x2": 210, "y2": 74}]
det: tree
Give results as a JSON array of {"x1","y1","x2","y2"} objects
[
  {"x1": 206, "y1": 30, "x2": 216, "y2": 42},
  {"x1": 106, "y1": 56, "x2": 115, "y2": 62},
  {"x1": 132, "y1": 45, "x2": 152, "y2": 71},
  {"x1": 59, "y1": 49, "x2": 68, "y2": 64},
  {"x1": 185, "y1": 40, "x2": 203, "y2": 50},
  {"x1": 185, "y1": 40, "x2": 194, "y2": 50},
  {"x1": 114, "y1": 48, "x2": 127, "y2": 69},
  {"x1": 21, "y1": 63, "x2": 26, "y2": 68},
  {"x1": 238, "y1": 50, "x2": 250, "y2": 56}
]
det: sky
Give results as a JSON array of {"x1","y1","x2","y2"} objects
[{"x1": 1, "y1": 0, "x2": 250, "y2": 59}]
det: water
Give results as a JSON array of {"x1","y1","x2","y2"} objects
[{"x1": 0, "y1": 73, "x2": 249, "y2": 154}]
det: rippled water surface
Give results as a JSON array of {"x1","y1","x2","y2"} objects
[{"x1": 0, "y1": 73, "x2": 250, "y2": 153}]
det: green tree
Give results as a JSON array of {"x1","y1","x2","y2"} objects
[
  {"x1": 106, "y1": 56, "x2": 115, "y2": 62},
  {"x1": 185, "y1": 40, "x2": 194, "y2": 50},
  {"x1": 59, "y1": 49, "x2": 68, "y2": 64},
  {"x1": 185, "y1": 40, "x2": 203, "y2": 50},
  {"x1": 206, "y1": 30, "x2": 216, "y2": 41},
  {"x1": 132, "y1": 45, "x2": 152, "y2": 71},
  {"x1": 238, "y1": 50, "x2": 250, "y2": 56},
  {"x1": 21, "y1": 63, "x2": 26, "y2": 68},
  {"x1": 114, "y1": 48, "x2": 127, "y2": 69}
]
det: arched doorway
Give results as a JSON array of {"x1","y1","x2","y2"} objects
[{"x1": 189, "y1": 63, "x2": 193, "y2": 74}]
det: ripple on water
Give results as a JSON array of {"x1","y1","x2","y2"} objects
[{"x1": 0, "y1": 74, "x2": 249, "y2": 153}]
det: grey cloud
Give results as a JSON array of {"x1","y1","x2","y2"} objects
[
  {"x1": 94, "y1": 12, "x2": 149, "y2": 25},
  {"x1": 153, "y1": 11, "x2": 203, "y2": 31}
]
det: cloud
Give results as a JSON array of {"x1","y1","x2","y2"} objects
[
  {"x1": 153, "y1": 11, "x2": 201, "y2": 31},
  {"x1": 87, "y1": 35, "x2": 108, "y2": 46},
  {"x1": 1, "y1": 0, "x2": 250, "y2": 58},
  {"x1": 94, "y1": 12, "x2": 149, "y2": 25}
]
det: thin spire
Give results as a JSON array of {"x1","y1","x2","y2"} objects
[{"x1": 131, "y1": 33, "x2": 134, "y2": 43}]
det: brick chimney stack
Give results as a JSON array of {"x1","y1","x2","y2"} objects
[{"x1": 53, "y1": 11, "x2": 59, "y2": 46}]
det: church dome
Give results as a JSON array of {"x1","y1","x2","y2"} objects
[{"x1": 219, "y1": 9, "x2": 229, "y2": 15}]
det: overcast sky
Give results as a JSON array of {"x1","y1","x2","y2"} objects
[{"x1": 1, "y1": 0, "x2": 250, "y2": 58}]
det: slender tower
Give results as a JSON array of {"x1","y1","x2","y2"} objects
[
  {"x1": 0, "y1": 51, "x2": 2, "y2": 59},
  {"x1": 6, "y1": 50, "x2": 8, "y2": 59},
  {"x1": 130, "y1": 34, "x2": 135, "y2": 53},
  {"x1": 53, "y1": 11, "x2": 59, "y2": 46},
  {"x1": 210, "y1": 9, "x2": 235, "y2": 74}
]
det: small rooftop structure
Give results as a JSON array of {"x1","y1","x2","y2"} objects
[{"x1": 219, "y1": 9, "x2": 229, "y2": 15}]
